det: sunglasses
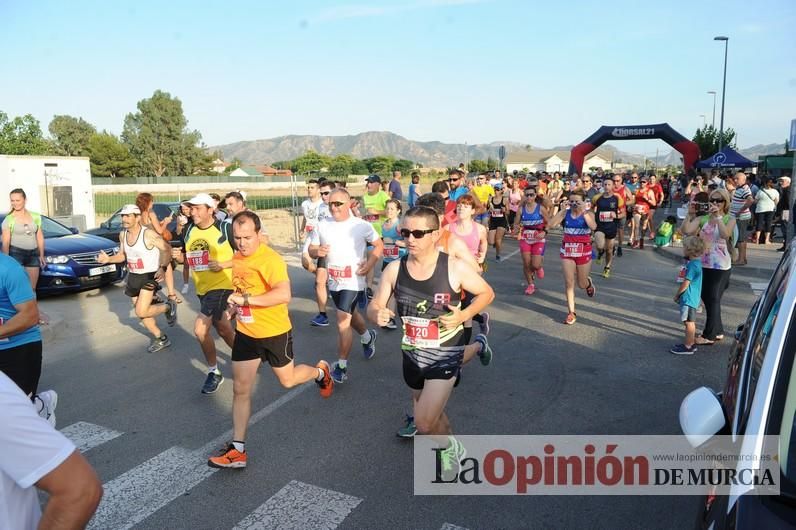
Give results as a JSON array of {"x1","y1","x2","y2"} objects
[
  {"x1": 525, "y1": 192, "x2": 536, "y2": 197},
  {"x1": 448, "y1": 177, "x2": 460, "y2": 182},
  {"x1": 329, "y1": 201, "x2": 346, "y2": 208},
  {"x1": 709, "y1": 198, "x2": 725, "y2": 204},
  {"x1": 400, "y1": 228, "x2": 435, "y2": 238},
  {"x1": 582, "y1": 179, "x2": 592, "y2": 183},
  {"x1": 320, "y1": 191, "x2": 331, "y2": 196}
]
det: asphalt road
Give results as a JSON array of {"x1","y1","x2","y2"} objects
[{"x1": 37, "y1": 231, "x2": 760, "y2": 530}]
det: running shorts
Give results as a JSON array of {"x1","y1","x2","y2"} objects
[
  {"x1": 125, "y1": 272, "x2": 159, "y2": 298},
  {"x1": 488, "y1": 217, "x2": 509, "y2": 231},
  {"x1": 519, "y1": 240, "x2": 546, "y2": 255},
  {"x1": 232, "y1": 330, "x2": 293, "y2": 368},
  {"x1": 595, "y1": 225, "x2": 617, "y2": 240},
  {"x1": 331, "y1": 289, "x2": 362, "y2": 315},
  {"x1": 402, "y1": 353, "x2": 462, "y2": 390},
  {"x1": 198, "y1": 289, "x2": 234, "y2": 321}
]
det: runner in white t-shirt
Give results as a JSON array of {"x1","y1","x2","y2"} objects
[
  {"x1": 309, "y1": 188, "x2": 384, "y2": 383},
  {"x1": 0, "y1": 371, "x2": 102, "y2": 529},
  {"x1": 306, "y1": 180, "x2": 335, "y2": 327}
]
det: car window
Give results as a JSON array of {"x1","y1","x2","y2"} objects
[
  {"x1": 107, "y1": 213, "x2": 123, "y2": 230},
  {"x1": 40, "y1": 215, "x2": 75, "y2": 238}
]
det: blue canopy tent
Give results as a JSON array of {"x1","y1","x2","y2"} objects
[{"x1": 696, "y1": 146, "x2": 756, "y2": 169}]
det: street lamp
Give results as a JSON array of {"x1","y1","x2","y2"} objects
[
  {"x1": 707, "y1": 90, "x2": 717, "y2": 128},
  {"x1": 714, "y1": 36, "x2": 729, "y2": 152}
]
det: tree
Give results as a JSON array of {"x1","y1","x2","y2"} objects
[
  {"x1": 468, "y1": 159, "x2": 488, "y2": 173},
  {"x1": 290, "y1": 150, "x2": 331, "y2": 174},
  {"x1": 486, "y1": 156, "x2": 498, "y2": 170},
  {"x1": 364, "y1": 155, "x2": 395, "y2": 175},
  {"x1": 0, "y1": 111, "x2": 50, "y2": 155},
  {"x1": 328, "y1": 154, "x2": 355, "y2": 177},
  {"x1": 351, "y1": 160, "x2": 368, "y2": 174},
  {"x1": 692, "y1": 125, "x2": 737, "y2": 158},
  {"x1": 392, "y1": 159, "x2": 415, "y2": 173},
  {"x1": 222, "y1": 158, "x2": 242, "y2": 174},
  {"x1": 87, "y1": 132, "x2": 135, "y2": 178},
  {"x1": 48, "y1": 115, "x2": 96, "y2": 156},
  {"x1": 121, "y1": 90, "x2": 204, "y2": 177}
]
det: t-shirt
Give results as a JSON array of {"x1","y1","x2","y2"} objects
[
  {"x1": 183, "y1": 221, "x2": 235, "y2": 295},
  {"x1": 0, "y1": 372, "x2": 75, "y2": 530},
  {"x1": 232, "y1": 244, "x2": 291, "y2": 339},
  {"x1": 0, "y1": 254, "x2": 41, "y2": 350},
  {"x1": 679, "y1": 259, "x2": 703, "y2": 309},
  {"x1": 1, "y1": 213, "x2": 40, "y2": 251},
  {"x1": 407, "y1": 183, "x2": 419, "y2": 208},
  {"x1": 361, "y1": 190, "x2": 390, "y2": 235},
  {"x1": 301, "y1": 198, "x2": 324, "y2": 233},
  {"x1": 388, "y1": 179, "x2": 403, "y2": 201},
  {"x1": 731, "y1": 185, "x2": 753, "y2": 220},
  {"x1": 755, "y1": 188, "x2": 779, "y2": 213},
  {"x1": 472, "y1": 184, "x2": 495, "y2": 205},
  {"x1": 449, "y1": 185, "x2": 468, "y2": 201},
  {"x1": 310, "y1": 216, "x2": 379, "y2": 292}
]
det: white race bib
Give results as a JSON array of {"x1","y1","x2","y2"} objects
[
  {"x1": 237, "y1": 305, "x2": 254, "y2": 324},
  {"x1": 561, "y1": 242, "x2": 586, "y2": 257},
  {"x1": 186, "y1": 250, "x2": 210, "y2": 271},
  {"x1": 401, "y1": 316, "x2": 441, "y2": 348},
  {"x1": 598, "y1": 211, "x2": 615, "y2": 223}
]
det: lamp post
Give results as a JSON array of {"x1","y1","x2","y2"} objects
[
  {"x1": 714, "y1": 36, "x2": 729, "y2": 152},
  {"x1": 707, "y1": 91, "x2": 717, "y2": 128}
]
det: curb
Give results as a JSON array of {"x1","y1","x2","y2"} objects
[{"x1": 652, "y1": 245, "x2": 775, "y2": 288}]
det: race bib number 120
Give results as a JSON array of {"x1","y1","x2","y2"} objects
[{"x1": 401, "y1": 316, "x2": 441, "y2": 348}]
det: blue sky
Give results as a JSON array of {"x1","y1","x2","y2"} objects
[{"x1": 1, "y1": 0, "x2": 794, "y2": 157}]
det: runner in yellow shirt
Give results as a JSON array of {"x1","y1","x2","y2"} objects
[{"x1": 471, "y1": 174, "x2": 495, "y2": 227}]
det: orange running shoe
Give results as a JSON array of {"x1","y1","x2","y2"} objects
[
  {"x1": 208, "y1": 444, "x2": 247, "y2": 469},
  {"x1": 316, "y1": 360, "x2": 334, "y2": 398}
]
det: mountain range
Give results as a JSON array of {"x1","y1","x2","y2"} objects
[{"x1": 211, "y1": 131, "x2": 786, "y2": 168}]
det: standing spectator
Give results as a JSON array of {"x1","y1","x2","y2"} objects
[
  {"x1": 2, "y1": 189, "x2": 45, "y2": 292},
  {"x1": 753, "y1": 177, "x2": 779, "y2": 245},
  {"x1": 388, "y1": 170, "x2": 403, "y2": 201},
  {"x1": 0, "y1": 371, "x2": 102, "y2": 529},
  {"x1": 776, "y1": 176, "x2": 791, "y2": 251},
  {"x1": 136, "y1": 192, "x2": 180, "y2": 303},
  {"x1": 729, "y1": 172, "x2": 754, "y2": 265},
  {"x1": 407, "y1": 172, "x2": 420, "y2": 208}
]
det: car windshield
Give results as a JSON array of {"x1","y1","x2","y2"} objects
[{"x1": 40, "y1": 216, "x2": 74, "y2": 238}]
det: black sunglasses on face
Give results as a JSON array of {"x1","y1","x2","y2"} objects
[
  {"x1": 709, "y1": 198, "x2": 725, "y2": 203},
  {"x1": 320, "y1": 191, "x2": 331, "y2": 196},
  {"x1": 525, "y1": 192, "x2": 536, "y2": 196},
  {"x1": 448, "y1": 177, "x2": 460, "y2": 182},
  {"x1": 329, "y1": 201, "x2": 346, "y2": 208},
  {"x1": 400, "y1": 228, "x2": 435, "y2": 239}
]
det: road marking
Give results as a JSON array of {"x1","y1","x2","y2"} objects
[
  {"x1": 500, "y1": 248, "x2": 520, "y2": 262},
  {"x1": 60, "y1": 422, "x2": 123, "y2": 453},
  {"x1": 232, "y1": 480, "x2": 362, "y2": 530},
  {"x1": 750, "y1": 282, "x2": 768, "y2": 295},
  {"x1": 88, "y1": 384, "x2": 312, "y2": 530},
  {"x1": 440, "y1": 524, "x2": 470, "y2": 530}
]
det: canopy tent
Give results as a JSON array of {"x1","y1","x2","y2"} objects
[{"x1": 696, "y1": 147, "x2": 756, "y2": 169}]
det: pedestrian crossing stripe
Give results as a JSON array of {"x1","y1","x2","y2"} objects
[
  {"x1": 60, "y1": 422, "x2": 123, "y2": 453},
  {"x1": 440, "y1": 524, "x2": 470, "y2": 530}
]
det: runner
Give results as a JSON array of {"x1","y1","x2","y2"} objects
[
  {"x1": 300, "y1": 179, "x2": 324, "y2": 273},
  {"x1": 207, "y1": 211, "x2": 333, "y2": 469},
  {"x1": 447, "y1": 168, "x2": 468, "y2": 201},
  {"x1": 97, "y1": 205, "x2": 177, "y2": 354},
  {"x1": 507, "y1": 178, "x2": 523, "y2": 234},
  {"x1": 171, "y1": 193, "x2": 236, "y2": 394},
  {"x1": 592, "y1": 178, "x2": 624, "y2": 278},
  {"x1": 548, "y1": 189, "x2": 597, "y2": 324},
  {"x1": 471, "y1": 174, "x2": 494, "y2": 227},
  {"x1": 308, "y1": 188, "x2": 382, "y2": 383},
  {"x1": 380, "y1": 199, "x2": 406, "y2": 330},
  {"x1": 612, "y1": 173, "x2": 631, "y2": 256},
  {"x1": 368, "y1": 205, "x2": 494, "y2": 471},
  {"x1": 631, "y1": 176, "x2": 657, "y2": 249},
  {"x1": 361, "y1": 175, "x2": 390, "y2": 299},
  {"x1": 175, "y1": 201, "x2": 193, "y2": 294},
  {"x1": 308, "y1": 180, "x2": 335, "y2": 326},
  {"x1": 513, "y1": 187, "x2": 549, "y2": 295},
  {"x1": 648, "y1": 174, "x2": 665, "y2": 239},
  {"x1": 487, "y1": 183, "x2": 510, "y2": 262},
  {"x1": 136, "y1": 193, "x2": 181, "y2": 304}
]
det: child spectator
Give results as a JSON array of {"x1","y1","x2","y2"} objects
[
  {"x1": 670, "y1": 236, "x2": 706, "y2": 355},
  {"x1": 654, "y1": 215, "x2": 678, "y2": 248}
]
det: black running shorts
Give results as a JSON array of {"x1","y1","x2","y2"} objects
[
  {"x1": 595, "y1": 225, "x2": 618, "y2": 240},
  {"x1": 198, "y1": 289, "x2": 233, "y2": 321},
  {"x1": 330, "y1": 289, "x2": 362, "y2": 315},
  {"x1": 232, "y1": 330, "x2": 293, "y2": 368},
  {"x1": 125, "y1": 272, "x2": 159, "y2": 298},
  {"x1": 0, "y1": 340, "x2": 43, "y2": 397},
  {"x1": 402, "y1": 354, "x2": 462, "y2": 390}
]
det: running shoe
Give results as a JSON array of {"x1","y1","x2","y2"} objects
[
  {"x1": 477, "y1": 312, "x2": 490, "y2": 335},
  {"x1": 616, "y1": 247, "x2": 623, "y2": 257},
  {"x1": 602, "y1": 266, "x2": 611, "y2": 279},
  {"x1": 331, "y1": 362, "x2": 348, "y2": 383},
  {"x1": 201, "y1": 371, "x2": 224, "y2": 394},
  {"x1": 612, "y1": 245, "x2": 617, "y2": 257},
  {"x1": 564, "y1": 312, "x2": 577, "y2": 325},
  {"x1": 524, "y1": 283, "x2": 535, "y2": 295},
  {"x1": 35, "y1": 390, "x2": 58, "y2": 427},
  {"x1": 474, "y1": 333, "x2": 492, "y2": 366},
  {"x1": 362, "y1": 329, "x2": 377, "y2": 359},
  {"x1": 147, "y1": 335, "x2": 171, "y2": 353},
  {"x1": 438, "y1": 437, "x2": 468, "y2": 481},
  {"x1": 382, "y1": 318, "x2": 397, "y2": 330},
  {"x1": 397, "y1": 414, "x2": 417, "y2": 438},
  {"x1": 670, "y1": 344, "x2": 697, "y2": 355},
  {"x1": 596, "y1": 251, "x2": 603, "y2": 264},
  {"x1": 181, "y1": 283, "x2": 189, "y2": 294},
  {"x1": 585, "y1": 277, "x2": 596, "y2": 298},
  {"x1": 208, "y1": 444, "x2": 247, "y2": 469},
  {"x1": 366, "y1": 287, "x2": 374, "y2": 300},
  {"x1": 631, "y1": 240, "x2": 640, "y2": 249},
  {"x1": 315, "y1": 360, "x2": 334, "y2": 398},
  {"x1": 495, "y1": 255, "x2": 502, "y2": 262},
  {"x1": 165, "y1": 299, "x2": 177, "y2": 327},
  {"x1": 310, "y1": 313, "x2": 330, "y2": 327},
  {"x1": 536, "y1": 267, "x2": 545, "y2": 279}
]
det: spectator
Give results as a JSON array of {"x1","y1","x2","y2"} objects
[
  {"x1": 776, "y1": 176, "x2": 791, "y2": 251},
  {"x1": 1, "y1": 189, "x2": 45, "y2": 292},
  {"x1": 753, "y1": 177, "x2": 779, "y2": 245},
  {"x1": 407, "y1": 172, "x2": 420, "y2": 208},
  {"x1": 0, "y1": 371, "x2": 102, "y2": 529},
  {"x1": 387, "y1": 170, "x2": 403, "y2": 201},
  {"x1": 729, "y1": 172, "x2": 754, "y2": 266},
  {"x1": 136, "y1": 192, "x2": 180, "y2": 303}
]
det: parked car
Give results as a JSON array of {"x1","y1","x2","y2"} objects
[
  {"x1": 679, "y1": 238, "x2": 796, "y2": 528},
  {"x1": 0, "y1": 213, "x2": 124, "y2": 295},
  {"x1": 86, "y1": 202, "x2": 182, "y2": 247}
]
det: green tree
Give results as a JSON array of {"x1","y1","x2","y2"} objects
[
  {"x1": 486, "y1": 156, "x2": 498, "y2": 171},
  {"x1": 48, "y1": 115, "x2": 96, "y2": 156},
  {"x1": 291, "y1": 150, "x2": 331, "y2": 174},
  {"x1": 121, "y1": 90, "x2": 204, "y2": 177},
  {"x1": 0, "y1": 111, "x2": 51, "y2": 155},
  {"x1": 692, "y1": 125, "x2": 737, "y2": 158},
  {"x1": 328, "y1": 154, "x2": 355, "y2": 177},
  {"x1": 88, "y1": 132, "x2": 135, "y2": 178},
  {"x1": 468, "y1": 159, "x2": 488, "y2": 173},
  {"x1": 223, "y1": 158, "x2": 243, "y2": 174},
  {"x1": 392, "y1": 159, "x2": 415, "y2": 173},
  {"x1": 351, "y1": 160, "x2": 368, "y2": 174},
  {"x1": 364, "y1": 155, "x2": 395, "y2": 175}
]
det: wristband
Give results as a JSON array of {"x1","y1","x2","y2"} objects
[{"x1": 243, "y1": 293, "x2": 250, "y2": 307}]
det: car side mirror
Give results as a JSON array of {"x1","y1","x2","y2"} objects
[
  {"x1": 680, "y1": 387, "x2": 726, "y2": 448},
  {"x1": 69, "y1": 227, "x2": 79, "y2": 234}
]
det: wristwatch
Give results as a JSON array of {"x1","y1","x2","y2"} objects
[{"x1": 242, "y1": 293, "x2": 250, "y2": 307}]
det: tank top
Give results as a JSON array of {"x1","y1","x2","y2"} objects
[
  {"x1": 561, "y1": 210, "x2": 592, "y2": 258},
  {"x1": 123, "y1": 226, "x2": 161, "y2": 274},
  {"x1": 395, "y1": 253, "x2": 464, "y2": 368},
  {"x1": 594, "y1": 193, "x2": 620, "y2": 226},
  {"x1": 452, "y1": 221, "x2": 480, "y2": 258},
  {"x1": 489, "y1": 197, "x2": 505, "y2": 218},
  {"x1": 381, "y1": 220, "x2": 405, "y2": 263},
  {"x1": 509, "y1": 190, "x2": 522, "y2": 212},
  {"x1": 519, "y1": 203, "x2": 546, "y2": 243}
]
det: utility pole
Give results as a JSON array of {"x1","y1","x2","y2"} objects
[{"x1": 714, "y1": 36, "x2": 729, "y2": 152}]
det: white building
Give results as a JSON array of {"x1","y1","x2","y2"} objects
[
  {"x1": 0, "y1": 155, "x2": 95, "y2": 230},
  {"x1": 505, "y1": 149, "x2": 614, "y2": 174}
]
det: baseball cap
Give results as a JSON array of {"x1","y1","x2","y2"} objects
[
  {"x1": 119, "y1": 204, "x2": 141, "y2": 215},
  {"x1": 365, "y1": 175, "x2": 382, "y2": 184},
  {"x1": 186, "y1": 193, "x2": 217, "y2": 207}
]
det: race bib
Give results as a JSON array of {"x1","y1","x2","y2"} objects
[
  {"x1": 490, "y1": 209, "x2": 504, "y2": 218},
  {"x1": 522, "y1": 229, "x2": 544, "y2": 243},
  {"x1": 236, "y1": 305, "x2": 254, "y2": 324},
  {"x1": 364, "y1": 214, "x2": 378, "y2": 222},
  {"x1": 676, "y1": 265, "x2": 687, "y2": 284},
  {"x1": 127, "y1": 257, "x2": 145, "y2": 272},
  {"x1": 401, "y1": 316, "x2": 441, "y2": 348},
  {"x1": 383, "y1": 244, "x2": 400, "y2": 259},
  {"x1": 186, "y1": 250, "x2": 210, "y2": 271},
  {"x1": 328, "y1": 265, "x2": 353, "y2": 281},
  {"x1": 304, "y1": 224, "x2": 315, "y2": 233},
  {"x1": 634, "y1": 204, "x2": 649, "y2": 215},
  {"x1": 598, "y1": 211, "x2": 615, "y2": 223},
  {"x1": 562, "y1": 242, "x2": 585, "y2": 257}
]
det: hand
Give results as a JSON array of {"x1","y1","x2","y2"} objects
[
  {"x1": 316, "y1": 244, "x2": 330, "y2": 257},
  {"x1": 376, "y1": 307, "x2": 395, "y2": 327},
  {"x1": 439, "y1": 304, "x2": 465, "y2": 330},
  {"x1": 208, "y1": 260, "x2": 223, "y2": 272},
  {"x1": 356, "y1": 259, "x2": 372, "y2": 276},
  {"x1": 39, "y1": 256, "x2": 46, "y2": 268},
  {"x1": 154, "y1": 268, "x2": 165, "y2": 282},
  {"x1": 673, "y1": 294, "x2": 680, "y2": 303},
  {"x1": 228, "y1": 293, "x2": 244, "y2": 306},
  {"x1": 171, "y1": 247, "x2": 182, "y2": 260},
  {"x1": 97, "y1": 250, "x2": 110, "y2": 264},
  {"x1": 709, "y1": 203, "x2": 720, "y2": 216}
]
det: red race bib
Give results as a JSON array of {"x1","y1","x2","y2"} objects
[
  {"x1": 561, "y1": 242, "x2": 585, "y2": 257},
  {"x1": 127, "y1": 257, "x2": 145, "y2": 272},
  {"x1": 186, "y1": 250, "x2": 210, "y2": 271},
  {"x1": 401, "y1": 316, "x2": 441, "y2": 348},
  {"x1": 383, "y1": 244, "x2": 400, "y2": 258},
  {"x1": 327, "y1": 265, "x2": 353, "y2": 280}
]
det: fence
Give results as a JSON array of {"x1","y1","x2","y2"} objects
[
  {"x1": 91, "y1": 175, "x2": 293, "y2": 185},
  {"x1": 93, "y1": 192, "x2": 296, "y2": 215}
]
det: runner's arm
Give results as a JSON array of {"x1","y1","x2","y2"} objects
[
  {"x1": 476, "y1": 224, "x2": 488, "y2": 263},
  {"x1": 229, "y1": 279, "x2": 291, "y2": 308},
  {"x1": 358, "y1": 237, "x2": 384, "y2": 275},
  {"x1": 0, "y1": 299, "x2": 39, "y2": 339},
  {"x1": 547, "y1": 207, "x2": 567, "y2": 229},
  {"x1": 144, "y1": 228, "x2": 171, "y2": 269},
  {"x1": 450, "y1": 258, "x2": 494, "y2": 322},
  {"x1": 36, "y1": 450, "x2": 103, "y2": 530},
  {"x1": 583, "y1": 211, "x2": 598, "y2": 231},
  {"x1": 449, "y1": 237, "x2": 480, "y2": 271},
  {"x1": 98, "y1": 234, "x2": 127, "y2": 264},
  {"x1": 367, "y1": 260, "x2": 399, "y2": 326}
]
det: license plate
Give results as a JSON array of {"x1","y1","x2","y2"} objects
[{"x1": 89, "y1": 264, "x2": 116, "y2": 276}]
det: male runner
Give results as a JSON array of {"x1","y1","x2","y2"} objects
[
  {"x1": 309, "y1": 180, "x2": 335, "y2": 326},
  {"x1": 592, "y1": 180, "x2": 624, "y2": 278},
  {"x1": 172, "y1": 193, "x2": 236, "y2": 394},
  {"x1": 368, "y1": 206, "x2": 494, "y2": 470},
  {"x1": 471, "y1": 174, "x2": 495, "y2": 227},
  {"x1": 98, "y1": 205, "x2": 176, "y2": 353},
  {"x1": 361, "y1": 175, "x2": 390, "y2": 299},
  {"x1": 207, "y1": 211, "x2": 333, "y2": 469},
  {"x1": 612, "y1": 173, "x2": 633, "y2": 256},
  {"x1": 447, "y1": 168, "x2": 468, "y2": 201},
  {"x1": 300, "y1": 180, "x2": 324, "y2": 271},
  {"x1": 309, "y1": 188, "x2": 382, "y2": 383}
]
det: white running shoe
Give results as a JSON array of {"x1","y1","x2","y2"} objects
[
  {"x1": 35, "y1": 390, "x2": 58, "y2": 427},
  {"x1": 181, "y1": 284, "x2": 190, "y2": 294}
]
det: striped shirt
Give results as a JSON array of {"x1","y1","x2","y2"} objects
[{"x1": 730, "y1": 185, "x2": 752, "y2": 220}]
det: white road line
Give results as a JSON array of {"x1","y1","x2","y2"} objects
[
  {"x1": 232, "y1": 480, "x2": 362, "y2": 530},
  {"x1": 88, "y1": 384, "x2": 311, "y2": 530},
  {"x1": 440, "y1": 524, "x2": 470, "y2": 530},
  {"x1": 60, "y1": 422, "x2": 123, "y2": 453},
  {"x1": 500, "y1": 248, "x2": 520, "y2": 262}
]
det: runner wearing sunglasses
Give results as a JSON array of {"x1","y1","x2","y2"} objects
[
  {"x1": 513, "y1": 187, "x2": 549, "y2": 295},
  {"x1": 308, "y1": 181, "x2": 335, "y2": 327},
  {"x1": 592, "y1": 178, "x2": 624, "y2": 278}
]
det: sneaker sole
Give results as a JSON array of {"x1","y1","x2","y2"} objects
[
  {"x1": 202, "y1": 377, "x2": 224, "y2": 394},
  {"x1": 670, "y1": 349, "x2": 697, "y2": 355},
  {"x1": 207, "y1": 459, "x2": 246, "y2": 469},
  {"x1": 310, "y1": 320, "x2": 330, "y2": 327},
  {"x1": 397, "y1": 429, "x2": 417, "y2": 438},
  {"x1": 147, "y1": 339, "x2": 171, "y2": 353}
]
